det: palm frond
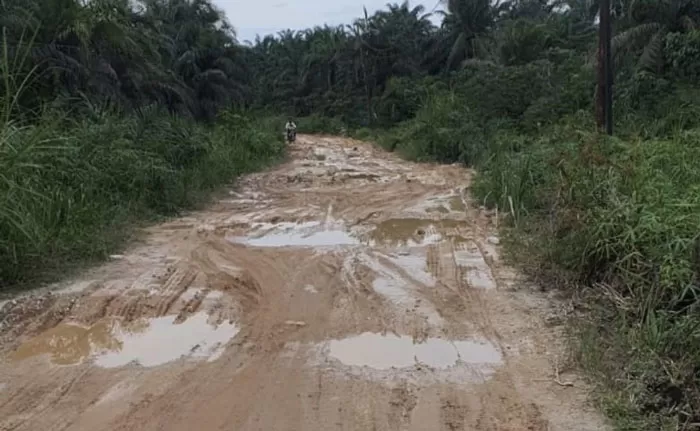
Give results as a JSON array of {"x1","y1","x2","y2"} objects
[
  {"x1": 446, "y1": 32, "x2": 467, "y2": 69},
  {"x1": 680, "y1": 15, "x2": 696, "y2": 31},
  {"x1": 638, "y1": 29, "x2": 666, "y2": 71},
  {"x1": 612, "y1": 22, "x2": 663, "y2": 55}
]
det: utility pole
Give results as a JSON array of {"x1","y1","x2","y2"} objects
[{"x1": 597, "y1": 0, "x2": 613, "y2": 135}]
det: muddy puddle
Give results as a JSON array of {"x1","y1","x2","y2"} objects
[
  {"x1": 11, "y1": 312, "x2": 238, "y2": 368},
  {"x1": 454, "y1": 243, "x2": 497, "y2": 289},
  {"x1": 227, "y1": 211, "x2": 474, "y2": 252},
  {"x1": 9, "y1": 320, "x2": 122, "y2": 366},
  {"x1": 230, "y1": 221, "x2": 359, "y2": 248},
  {"x1": 326, "y1": 332, "x2": 502, "y2": 370},
  {"x1": 365, "y1": 218, "x2": 467, "y2": 247},
  {"x1": 449, "y1": 195, "x2": 466, "y2": 212}
]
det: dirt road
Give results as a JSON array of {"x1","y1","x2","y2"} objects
[{"x1": 0, "y1": 136, "x2": 606, "y2": 430}]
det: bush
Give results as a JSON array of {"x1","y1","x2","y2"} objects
[
  {"x1": 472, "y1": 122, "x2": 700, "y2": 428},
  {"x1": 296, "y1": 114, "x2": 346, "y2": 135},
  {"x1": 665, "y1": 31, "x2": 700, "y2": 81},
  {"x1": 376, "y1": 76, "x2": 446, "y2": 125}
]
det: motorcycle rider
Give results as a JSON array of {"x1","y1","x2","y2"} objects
[{"x1": 285, "y1": 118, "x2": 297, "y2": 140}]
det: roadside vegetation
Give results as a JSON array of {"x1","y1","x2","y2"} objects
[
  {"x1": 0, "y1": 0, "x2": 284, "y2": 286},
  {"x1": 3, "y1": 0, "x2": 700, "y2": 428}
]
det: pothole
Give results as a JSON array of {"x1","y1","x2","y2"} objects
[
  {"x1": 10, "y1": 312, "x2": 238, "y2": 367},
  {"x1": 229, "y1": 221, "x2": 359, "y2": 248},
  {"x1": 364, "y1": 218, "x2": 466, "y2": 247},
  {"x1": 327, "y1": 333, "x2": 502, "y2": 370}
]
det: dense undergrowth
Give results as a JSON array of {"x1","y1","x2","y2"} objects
[{"x1": 0, "y1": 110, "x2": 284, "y2": 286}]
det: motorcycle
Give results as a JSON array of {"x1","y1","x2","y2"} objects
[{"x1": 286, "y1": 128, "x2": 296, "y2": 143}]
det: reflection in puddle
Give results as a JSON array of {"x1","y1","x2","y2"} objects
[
  {"x1": 10, "y1": 320, "x2": 121, "y2": 365},
  {"x1": 328, "y1": 333, "x2": 502, "y2": 370},
  {"x1": 97, "y1": 313, "x2": 238, "y2": 368},
  {"x1": 230, "y1": 217, "x2": 468, "y2": 250},
  {"x1": 359, "y1": 251, "x2": 443, "y2": 326},
  {"x1": 454, "y1": 241, "x2": 497, "y2": 289},
  {"x1": 231, "y1": 221, "x2": 358, "y2": 248},
  {"x1": 11, "y1": 313, "x2": 238, "y2": 367},
  {"x1": 449, "y1": 196, "x2": 466, "y2": 212},
  {"x1": 389, "y1": 253, "x2": 435, "y2": 286}
]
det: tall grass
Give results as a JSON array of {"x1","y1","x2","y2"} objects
[
  {"x1": 0, "y1": 110, "x2": 284, "y2": 287},
  {"x1": 479, "y1": 128, "x2": 700, "y2": 429}
]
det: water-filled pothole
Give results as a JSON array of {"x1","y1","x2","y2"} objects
[
  {"x1": 327, "y1": 332, "x2": 502, "y2": 370},
  {"x1": 230, "y1": 221, "x2": 359, "y2": 248},
  {"x1": 10, "y1": 312, "x2": 238, "y2": 367},
  {"x1": 365, "y1": 218, "x2": 466, "y2": 247}
]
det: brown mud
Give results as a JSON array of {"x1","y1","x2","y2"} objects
[{"x1": 0, "y1": 135, "x2": 607, "y2": 431}]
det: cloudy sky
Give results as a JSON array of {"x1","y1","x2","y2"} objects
[{"x1": 214, "y1": 0, "x2": 443, "y2": 43}]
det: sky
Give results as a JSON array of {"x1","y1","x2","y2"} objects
[{"x1": 214, "y1": 0, "x2": 444, "y2": 44}]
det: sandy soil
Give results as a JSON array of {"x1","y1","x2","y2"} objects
[{"x1": 0, "y1": 135, "x2": 607, "y2": 431}]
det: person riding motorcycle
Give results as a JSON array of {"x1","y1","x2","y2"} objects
[{"x1": 285, "y1": 118, "x2": 297, "y2": 141}]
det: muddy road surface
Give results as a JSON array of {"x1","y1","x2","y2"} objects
[{"x1": 0, "y1": 136, "x2": 606, "y2": 430}]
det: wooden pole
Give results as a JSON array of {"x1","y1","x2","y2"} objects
[{"x1": 598, "y1": 0, "x2": 613, "y2": 135}]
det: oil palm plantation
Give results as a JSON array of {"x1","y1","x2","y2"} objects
[{"x1": 1, "y1": 0, "x2": 250, "y2": 120}]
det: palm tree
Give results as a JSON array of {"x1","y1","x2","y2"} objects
[
  {"x1": 431, "y1": 0, "x2": 502, "y2": 70},
  {"x1": 613, "y1": 0, "x2": 699, "y2": 72},
  {"x1": 371, "y1": 1, "x2": 436, "y2": 75}
]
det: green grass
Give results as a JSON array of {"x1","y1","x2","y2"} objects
[
  {"x1": 0, "y1": 109, "x2": 285, "y2": 288},
  {"x1": 480, "y1": 130, "x2": 700, "y2": 428}
]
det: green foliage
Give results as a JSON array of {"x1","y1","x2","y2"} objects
[
  {"x1": 376, "y1": 76, "x2": 447, "y2": 124},
  {"x1": 0, "y1": 110, "x2": 283, "y2": 286},
  {"x1": 295, "y1": 114, "x2": 346, "y2": 135},
  {"x1": 497, "y1": 19, "x2": 554, "y2": 65},
  {"x1": 471, "y1": 125, "x2": 700, "y2": 428},
  {"x1": 612, "y1": 0, "x2": 699, "y2": 72},
  {"x1": 1, "y1": 0, "x2": 249, "y2": 121},
  {"x1": 665, "y1": 30, "x2": 700, "y2": 80},
  {"x1": 381, "y1": 91, "x2": 490, "y2": 164}
]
